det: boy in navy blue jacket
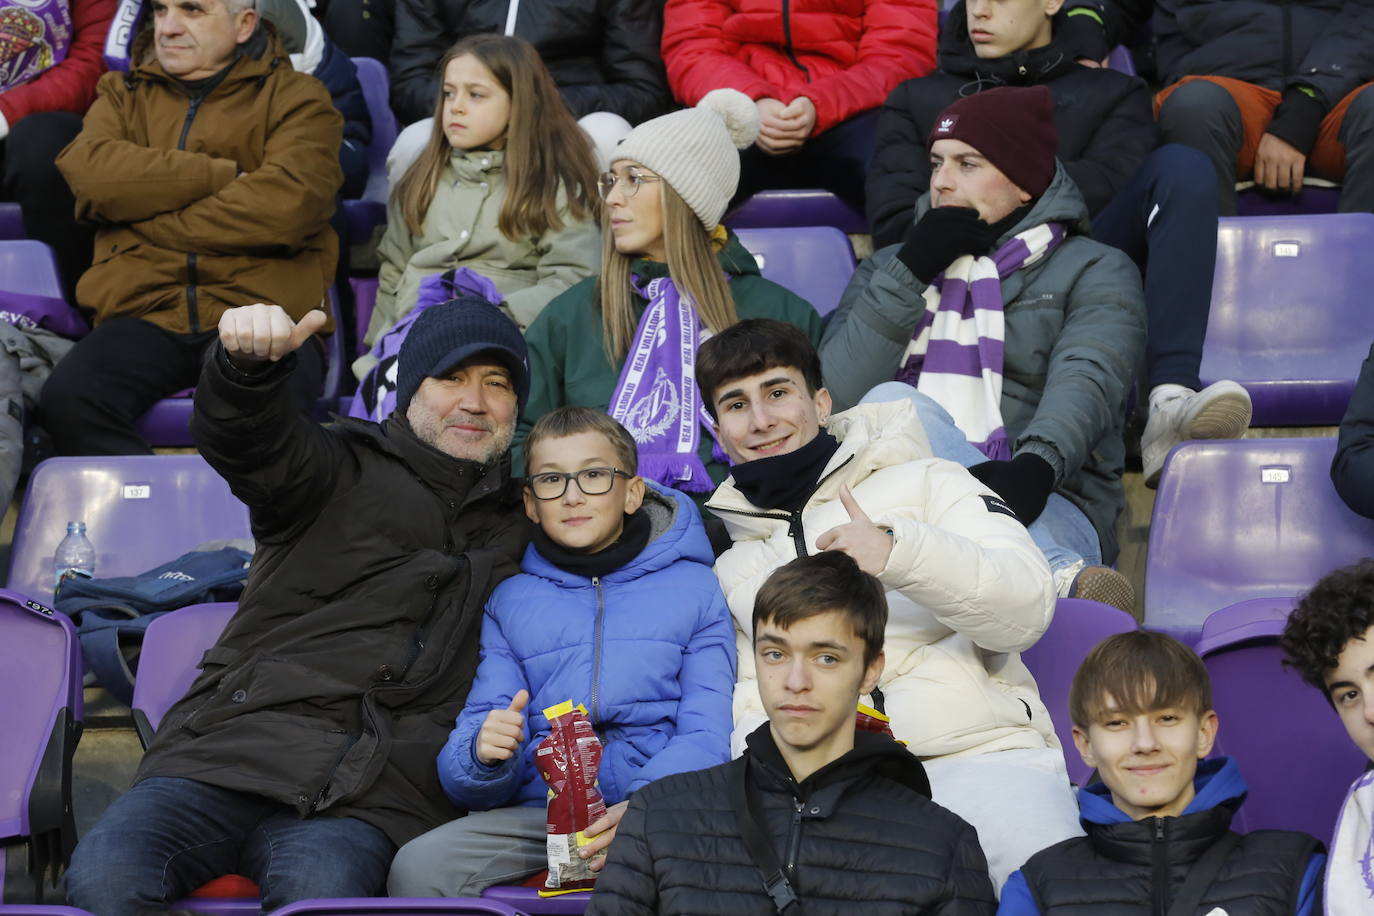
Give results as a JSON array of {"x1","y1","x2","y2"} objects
[
  {"x1": 1000, "y1": 630, "x2": 1324, "y2": 914},
  {"x1": 387, "y1": 406, "x2": 736, "y2": 898}
]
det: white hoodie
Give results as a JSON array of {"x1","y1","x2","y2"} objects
[{"x1": 707, "y1": 398, "x2": 1059, "y2": 759}]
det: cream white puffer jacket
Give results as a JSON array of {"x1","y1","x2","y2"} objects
[{"x1": 707, "y1": 398, "x2": 1059, "y2": 759}]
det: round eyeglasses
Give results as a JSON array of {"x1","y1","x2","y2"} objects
[
  {"x1": 597, "y1": 170, "x2": 661, "y2": 200},
  {"x1": 526, "y1": 467, "x2": 633, "y2": 500}
]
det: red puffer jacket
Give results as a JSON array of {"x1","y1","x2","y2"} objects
[{"x1": 662, "y1": 0, "x2": 937, "y2": 135}]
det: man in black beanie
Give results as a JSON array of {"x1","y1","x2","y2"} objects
[
  {"x1": 65, "y1": 299, "x2": 532, "y2": 915},
  {"x1": 821, "y1": 85, "x2": 1146, "y2": 616}
]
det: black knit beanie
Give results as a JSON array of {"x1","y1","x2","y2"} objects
[{"x1": 394, "y1": 297, "x2": 530, "y2": 415}]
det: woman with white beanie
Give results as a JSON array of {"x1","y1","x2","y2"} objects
[{"x1": 517, "y1": 89, "x2": 823, "y2": 491}]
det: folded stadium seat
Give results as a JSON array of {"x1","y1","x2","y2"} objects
[
  {"x1": 134, "y1": 288, "x2": 351, "y2": 447},
  {"x1": 0, "y1": 595, "x2": 80, "y2": 903},
  {"x1": 0, "y1": 205, "x2": 23, "y2": 243},
  {"x1": 7, "y1": 454, "x2": 251, "y2": 602},
  {"x1": 1144, "y1": 438, "x2": 1374, "y2": 646},
  {"x1": 724, "y1": 190, "x2": 869, "y2": 235},
  {"x1": 733, "y1": 226, "x2": 858, "y2": 317},
  {"x1": 1197, "y1": 597, "x2": 1367, "y2": 839},
  {"x1": 0, "y1": 241, "x2": 66, "y2": 301},
  {"x1": 271, "y1": 898, "x2": 523, "y2": 916},
  {"x1": 341, "y1": 57, "x2": 400, "y2": 248},
  {"x1": 1019, "y1": 598, "x2": 1138, "y2": 787},
  {"x1": 1235, "y1": 178, "x2": 1340, "y2": 217},
  {"x1": 1199, "y1": 213, "x2": 1374, "y2": 426},
  {"x1": 130, "y1": 602, "x2": 237, "y2": 749},
  {"x1": 481, "y1": 881, "x2": 590, "y2": 914}
]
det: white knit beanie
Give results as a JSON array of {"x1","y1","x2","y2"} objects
[{"x1": 611, "y1": 89, "x2": 760, "y2": 230}]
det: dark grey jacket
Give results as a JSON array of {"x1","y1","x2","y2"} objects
[{"x1": 820, "y1": 164, "x2": 1145, "y2": 563}]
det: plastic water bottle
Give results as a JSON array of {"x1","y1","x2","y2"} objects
[{"x1": 53, "y1": 521, "x2": 95, "y2": 595}]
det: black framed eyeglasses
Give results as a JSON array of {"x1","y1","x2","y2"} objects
[
  {"x1": 597, "y1": 170, "x2": 661, "y2": 200},
  {"x1": 526, "y1": 467, "x2": 632, "y2": 500}
]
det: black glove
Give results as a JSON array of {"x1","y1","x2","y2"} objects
[
  {"x1": 897, "y1": 206, "x2": 999, "y2": 285},
  {"x1": 1058, "y1": 10, "x2": 1111, "y2": 64},
  {"x1": 967, "y1": 453, "x2": 1056, "y2": 525},
  {"x1": 1266, "y1": 86, "x2": 1326, "y2": 157}
]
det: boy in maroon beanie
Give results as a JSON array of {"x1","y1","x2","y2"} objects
[{"x1": 821, "y1": 85, "x2": 1147, "y2": 618}]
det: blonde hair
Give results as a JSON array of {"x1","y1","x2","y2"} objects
[
  {"x1": 392, "y1": 34, "x2": 599, "y2": 240},
  {"x1": 595, "y1": 179, "x2": 738, "y2": 363}
]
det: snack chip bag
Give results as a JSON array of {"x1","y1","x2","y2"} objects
[
  {"x1": 535, "y1": 700, "x2": 607, "y2": 894},
  {"x1": 855, "y1": 702, "x2": 905, "y2": 744}
]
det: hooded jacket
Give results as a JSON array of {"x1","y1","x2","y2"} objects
[
  {"x1": 517, "y1": 231, "x2": 823, "y2": 480},
  {"x1": 135, "y1": 344, "x2": 530, "y2": 847},
  {"x1": 389, "y1": 0, "x2": 672, "y2": 126},
  {"x1": 707, "y1": 398, "x2": 1059, "y2": 760},
  {"x1": 865, "y1": 2, "x2": 1156, "y2": 249},
  {"x1": 1000, "y1": 757, "x2": 1325, "y2": 915},
  {"x1": 437, "y1": 481, "x2": 735, "y2": 810},
  {"x1": 820, "y1": 164, "x2": 1145, "y2": 563},
  {"x1": 588, "y1": 724, "x2": 997, "y2": 914},
  {"x1": 661, "y1": 0, "x2": 940, "y2": 135},
  {"x1": 54, "y1": 25, "x2": 343, "y2": 334}
]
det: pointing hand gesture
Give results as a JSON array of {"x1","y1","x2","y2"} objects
[
  {"x1": 475, "y1": 689, "x2": 529, "y2": 766},
  {"x1": 815, "y1": 485, "x2": 894, "y2": 576},
  {"x1": 219, "y1": 304, "x2": 328, "y2": 365}
]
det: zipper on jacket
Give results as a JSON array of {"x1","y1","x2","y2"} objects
[
  {"x1": 1151, "y1": 817, "x2": 1168, "y2": 916},
  {"x1": 784, "y1": 798, "x2": 804, "y2": 882},
  {"x1": 779, "y1": 0, "x2": 810, "y2": 80},
  {"x1": 178, "y1": 96, "x2": 205, "y2": 333},
  {"x1": 590, "y1": 576, "x2": 605, "y2": 723},
  {"x1": 308, "y1": 730, "x2": 359, "y2": 814}
]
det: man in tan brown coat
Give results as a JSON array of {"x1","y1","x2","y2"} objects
[{"x1": 46, "y1": 0, "x2": 342, "y2": 455}]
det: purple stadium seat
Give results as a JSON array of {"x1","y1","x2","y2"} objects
[
  {"x1": 1197, "y1": 597, "x2": 1368, "y2": 839},
  {"x1": 350, "y1": 277, "x2": 379, "y2": 358},
  {"x1": 0, "y1": 594, "x2": 79, "y2": 902},
  {"x1": 0, "y1": 204, "x2": 23, "y2": 242},
  {"x1": 130, "y1": 602, "x2": 237, "y2": 748},
  {"x1": 0, "y1": 908, "x2": 97, "y2": 915},
  {"x1": 480, "y1": 886, "x2": 589, "y2": 914},
  {"x1": 733, "y1": 226, "x2": 857, "y2": 317},
  {"x1": 7, "y1": 455, "x2": 251, "y2": 603},
  {"x1": 1200, "y1": 213, "x2": 1374, "y2": 425},
  {"x1": 171, "y1": 897, "x2": 260, "y2": 916},
  {"x1": 271, "y1": 899, "x2": 523, "y2": 916},
  {"x1": 0, "y1": 241, "x2": 64, "y2": 300},
  {"x1": 1105, "y1": 45, "x2": 1135, "y2": 76},
  {"x1": 1235, "y1": 181, "x2": 1341, "y2": 217},
  {"x1": 1145, "y1": 438, "x2": 1374, "y2": 645},
  {"x1": 1020, "y1": 598, "x2": 1138, "y2": 786},
  {"x1": 341, "y1": 57, "x2": 400, "y2": 246},
  {"x1": 724, "y1": 190, "x2": 868, "y2": 234}
]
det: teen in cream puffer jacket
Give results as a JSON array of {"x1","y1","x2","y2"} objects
[{"x1": 707, "y1": 397, "x2": 1058, "y2": 759}]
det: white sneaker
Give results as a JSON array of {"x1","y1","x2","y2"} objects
[{"x1": 1142, "y1": 380, "x2": 1253, "y2": 487}]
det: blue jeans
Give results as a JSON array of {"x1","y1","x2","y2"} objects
[
  {"x1": 860, "y1": 383, "x2": 1103, "y2": 578},
  {"x1": 64, "y1": 776, "x2": 396, "y2": 916}
]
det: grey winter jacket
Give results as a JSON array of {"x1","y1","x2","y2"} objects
[{"x1": 819, "y1": 164, "x2": 1145, "y2": 563}]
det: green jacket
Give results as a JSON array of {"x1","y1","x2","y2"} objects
[{"x1": 518, "y1": 232, "x2": 824, "y2": 482}]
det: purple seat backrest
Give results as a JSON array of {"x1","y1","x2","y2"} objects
[
  {"x1": 1020, "y1": 598, "x2": 1137, "y2": 786},
  {"x1": 351, "y1": 57, "x2": 399, "y2": 205},
  {"x1": 1145, "y1": 438, "x2": 1374, "y2": 646},
  {"x1": 165, "y1": 900, "x2": 260, "y2": 916},
  {"x1": 270, "y1": 899, "x2": 523, "y2": 916},
  {"x1": 480, "y1": 886, "x2": 590, "y2": 914},
  {"x1": 0, "y1": 205, "x2": 26, "y2": 243},
  {"x1": 0, "y1": 241, "x2": 64, "y2": 299},
  {"x1": 733, "y1": 226, "x2": 856, "y2": 317},
  {"x1": 0, "y1": 907, "x2": 100, "y2": 915},
  {"x1": 351, "y1": 276, "x2": 379, "y2": 358},
  {"x1": 1236, "y1": 184, "x2": 1340, "y2": 218},
  {"x1": 131, "y1": 602, "x2": 237, "y2": 745},
  {"x1": 724, "y1": 190, "x2": 868, "y2": 235},
  {"x1": 7, "y1": 455, "x2": 252, "y2": 602},
  {"x1": 1197, "y1": 597, "x2": 1368, "y2": 838},
  {"x1": 1105, "y1": 45, "x2": 1135, "y2": 75},
  {"x1": 1200, "y1": 214, "x2": 1374, "y2": 425}
]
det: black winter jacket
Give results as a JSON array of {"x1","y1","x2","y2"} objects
[
  {"x1": 388, "y1": 0, "x2": 672, "y2": 126},
  {"x1": 586, "y1": 726, "x2": 998, "y2": 915},
  {"x1": 135, "y1": 345, "x2": 530, "y2": 847},
  {"x1": 1153, "y1": 0, "x2": 1374, "y2": 109},
  {"x1": 866, "y1": 3, "x2": 1156, "y2": 248},
  {"x1": 1332, "y1": 340, "x2": 1374, "y2": 519}
]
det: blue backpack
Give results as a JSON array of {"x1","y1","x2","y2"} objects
[{"x1": 54, "y1": 547, "x2": 252, "y2": 703}]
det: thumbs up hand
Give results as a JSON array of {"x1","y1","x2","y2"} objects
[
  {"x1": 219, "y1": 304, "x2": 328, "y2": 366},
  {"x1": 815, "y1": 485, "x2": 894, "y2": 576},
  {"x1": 475, "y1": 689, "x2": 529, "y2": 766}
]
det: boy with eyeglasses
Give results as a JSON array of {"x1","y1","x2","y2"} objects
[{"x1": 388, "y1": 405, "x2": 736, "y2": 898}]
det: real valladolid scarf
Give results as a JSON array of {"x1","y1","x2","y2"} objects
[
  {"x1": 608, "y1": 275, "x2": 722, "y2": 493},
  {"x1": 896, "y1": 222, "x2": 1066, "y2": 460}
]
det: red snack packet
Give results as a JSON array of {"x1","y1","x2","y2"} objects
[
  {"x1": 856, "y1": 702, "x2": 905, "y2": 744},
  {"x1": 535, "y1": 700, "x2": 607, "y2": 894}
]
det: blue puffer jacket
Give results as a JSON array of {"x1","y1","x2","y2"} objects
[
  {"x1": 437, "y1": 481, "x2": 736, "y2": 810},
  {"x1": 313, "y1": 37, "x2": 372, "y2": 198}
]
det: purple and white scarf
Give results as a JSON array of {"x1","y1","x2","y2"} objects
[
  {"x1": 607, "y1": 275, "x2": 719, "y2": 493},
  {"x1": 0, "y1": 0, "x2": 72, "y2": 91},
  {"x1": 1327, "y1": 768, "x2": 1374, "y2": 913},
  {"x1": 895, "y1": 222, "x2": 1066, "y2": 460}
]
